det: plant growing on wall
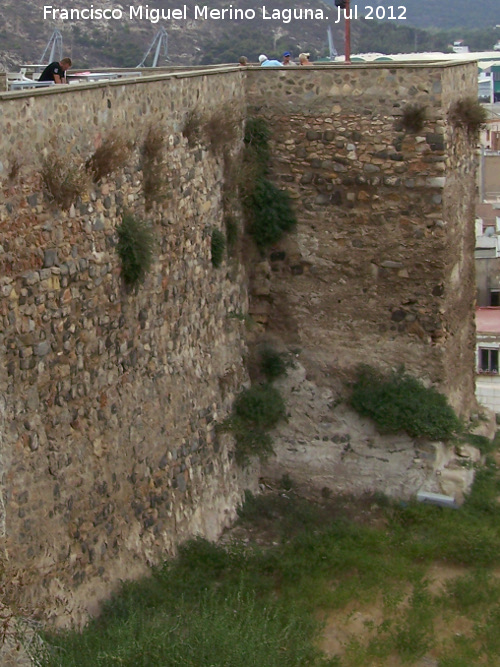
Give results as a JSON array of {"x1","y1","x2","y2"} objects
[
  {"x1": 398, "y1": 104, "x2": 427, "y2": 134},
  {"x1": 203, "y1": 104, "x2": 241, "y2": 155},
  {"x1": 141, "y1": 124, "x2": 169, "y2": 210},
  {"x1": 448, "y1": 97, "x2": 487, "y2": 139},
  {"x1": 241, "y1": 117, "x2": 296, "y2": 252},
  {"x1": 350, "y1": 365, "x2": 462, "y2": 441},
  {"x1": 259, "y1": 346, "x2": 289, "y2": 382},
  {"x1": 244, "y1": 116, "x2": 271, "y2": 169},
  {"x1": 116, "y1": 213, "x2": 155, "y2": 289},
  {"x1": 86, "y1": 131, "x2": 131, "y2": 182},
  {"x1": 182, "y1": 110, "x2": 202, "y2": 148},
  {"x1": 41, "y1": 153, "x2": 88, "y2": 210},
  {"x1": 220, "y1": 383, "x2": 286, "y2": 466},
  {"x1": 244, "y1": 178, "x2": 296, "y2": 251},
  {"x1": 211, "y1": 229, "x2": 226, "y2": 268}
]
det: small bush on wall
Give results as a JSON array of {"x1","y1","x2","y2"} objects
[
  {"x1": 211, "y1": 229, "x2": 226, "y2": 268},
  {"x1": 203, "y1": 104, "x2": 241, "y2": 155},
  {"x1": 244, "y1": 116, "x2": 271, "y2": 168},
  {"x1": 220, "y1": 384, "x2": 286, "y2": 466},
  {"x1": 86, "y1": 132, "x2": 131, "y2": 182},
  {"x1": 182, "y1": 110, "x2": 202, "y2": 148},
  {"x1": 398, "y1": 104, "x2": 427, "y2": 134},
  {"x1": 448, "y1": 98, "x2": 487, "y2": 139},
  {"x1": 245, "y1": 178, "x2": 296, "y2": 251},
  {"x1": 241, "y1": 116, "x2": 296, "y2": 252},
  {"x1": 116, "y1": 213, "x2": 155, "y2": 289},
  {"x1": 259, "y1": 346, "x2": 289, "y2": 382},
  {"x1": 350, "y1": 365, "x2": 462, "y2": 441},
  {"x1": 41, "y1": 153, "x2": 88, "y2": 210}
]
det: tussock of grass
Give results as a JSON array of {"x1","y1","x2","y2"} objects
[
  {"x1": 86, "y1": 132, "x2": 131, "y2": 182},
  {"x1": 116, "y1": 213, "x2": 155, "y2": 289}
]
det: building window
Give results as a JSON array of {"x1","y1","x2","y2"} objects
[
  {"x1": 490, "y1": 290, "x2": 500, "y2": 306},
  {"x1": 479, "y1": 348, "x2": 499, "y2": 373}
]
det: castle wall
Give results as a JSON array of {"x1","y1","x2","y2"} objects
[
  {"x1": 0, "y1": 61, "x2": 479, "y2": 622},
  {"x1": 244, "y1": 62, "x2": 478, "y2": 414},
  {"x1": 0, "y1": 71, "x2": 255, "y2": 624}
]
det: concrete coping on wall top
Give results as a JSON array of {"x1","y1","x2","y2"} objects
[{"x1": 0, "y1": 58, "x2": 479, "y2": 101}]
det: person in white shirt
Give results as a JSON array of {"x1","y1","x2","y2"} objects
[{"x1": 258, "y1": 54, "x2": 283, "y2": 67}]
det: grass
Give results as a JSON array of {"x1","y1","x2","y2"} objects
[
  {"x1": 86, "y1": 132, "x2": 131, "y2": 182},
  {"x1": 116, "y1": 213, "x2": 155, "y2": 289},
  {"x1": 33, "y1": 441, "x2": 500, "y2": 667},
  {"x1": 203, "y1": 105, "x2": 241, "y2": 155},
  {"x1": 41, "y1": 153, "x2": 88, "y2": 210}
]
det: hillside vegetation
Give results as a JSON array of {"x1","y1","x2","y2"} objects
[{"x1": 0, "y1": 0, "x2": 498, "y2": 69}]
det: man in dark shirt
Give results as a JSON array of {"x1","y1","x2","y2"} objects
[{"x1": 39, "y1": 57, "x2": 72, "y2": 84}]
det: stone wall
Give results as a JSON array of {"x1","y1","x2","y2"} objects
[
  {"x1": 0, "y1": 61, "x2": 479, "y2": 621},
  {"x1": 0, "y1": 71, "x2": 256, "y2": 623},
  {"x1": 244, "y1": 62, "x2": 478, "y2": 415}
]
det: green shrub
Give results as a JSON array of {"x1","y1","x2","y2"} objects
[
  {"x1": 350, "y1": 365, "x2": 462, "y2": 440},
  {"x1": 244, "y1": 116, "x2": 271, "y2": 166},
  {"x1": 116, "y1": 213, "x2": 155, "y2": 288},
  {"x1": 211, "y1": 228, "x2": 226, "y2": 268},
  {"x1": 222, "y1": 384, "x2": 286, "y2": 465},
  {"x1": 245, "y1": 177, "x2": 297, "y2": 251},
  {"x1": 259, "y1": 346, "x2": 288, "y2": 381},
  {"x1": 448, "y1": 97, "x2": 487, "y2": 138},
  {"x1": 233, "y1": 383, "x2": 286, "y2": 429}
]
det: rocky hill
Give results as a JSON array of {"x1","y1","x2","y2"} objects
[
  {"x1": 0, "y1": 0, "x2": 497, "y2": 71},
  {"x1": 0, "y1": 0, "x2": 345, "y2": 70}
]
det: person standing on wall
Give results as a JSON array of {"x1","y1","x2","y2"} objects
[
  {"x1": 282, "y1": 52, "x2": 297, "y2": 66},
  {"x1": 38, "y1": 57, "x2": 72, "y2": 84},
  {"x1": 298, "y1": 53, "x2": 313, "y2": 66},
  {"x1": 258, "y1": 54, "x2": 283, "y2": 67}
]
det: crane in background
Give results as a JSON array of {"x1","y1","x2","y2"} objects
[
  {"x1": 136, "y1": 27, "x2": 168, "y2": 68},
  {"x1": 39, "y1": 30, "x2": 63, "y2": 65},
  {"x1": 327, "y1": 26, "x2": 338, "y2": 60}
]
